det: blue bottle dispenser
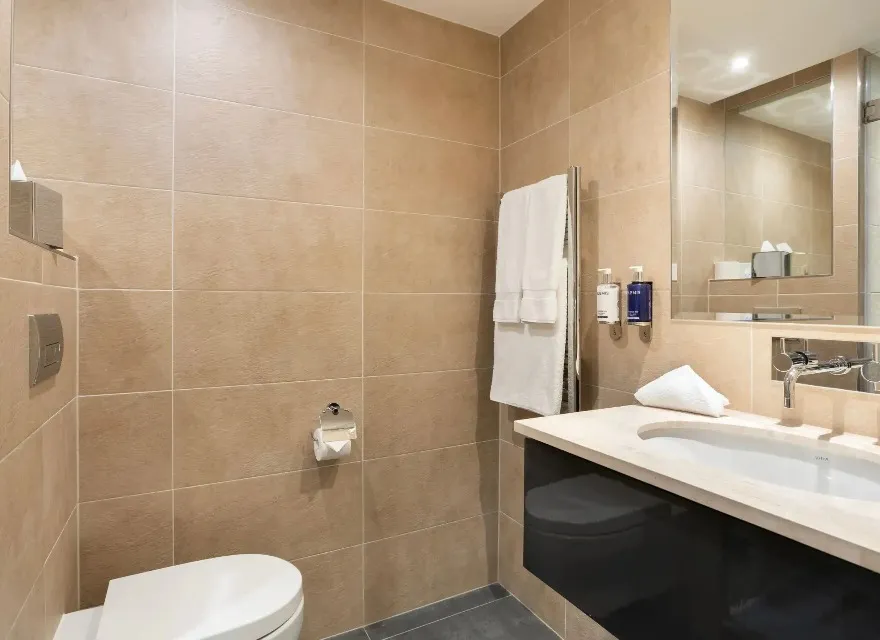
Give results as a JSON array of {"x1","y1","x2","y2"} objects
[{"x1": 626, "y1": 266, "x2": 653, "y2": 326}]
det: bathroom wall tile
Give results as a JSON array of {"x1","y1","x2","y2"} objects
[
  {"x1": 8, "y1": 578, "x2": 44, "y2": 640},
  {"x1": 365, "y1": 211, "x2": 495, "y2": 293},
  {"x1": 79, "y1": 392, "x2": 172, "y2": 502},
  {"x1": 79, "y1": 291, "x2": 172, "y2": 395},
  {"x1": 724, "y1": 193, "x2": 763, "y2": 248},
  {"x1": 40, "y1": 401, "x2": 77, "y2": 557},
  {"x1": 810, "y1": 210, "x2": 833, "y2": 256},
  {"x1": 569, "y1": 0, "x2": 669, "y2": 114},
  {"x1": 298, "y1": 546, "x2": 364, "y2": 640},
  {"x1": 41, "y1": 252, "x2": 77, "y2": 288},
  {"x1": 500, "y1": 35, "x2": 569, "y2": 147},
  {"x1": 833, "y1": 51, "x2": 860, "y2": 161},
  {"x1": 363, "y1": 442, "x2": 498, "y2": 540},
  {"x1": 570, "y1": 73, "x2": 669, "y2": 197},
  {"x1": 725, "y1": 75, "x2": 795, "y2": 111},
  {"x1": 679, "y1": 130, "x2": 725, "y2": 191},
  {"x1": 365, "y1": 128, "x2": 498, "y2": 220},
  {"x1": 0, "y1": 0, "x2": 9, "y2": 99},
  {"x1": 364, "y1": 514, "x2": 498, "y2": 623},
  {"x1": 363, "y1": 369, "x2": 496, "y2": 458},
  {"x1": 363, "y1": 294, "x2": 493, "y2": 376},
  {"x1": 681, "y1": 185, "x2": 724, "y2": 243},
  {"x1": 79, "y1": 492, "x2": 173, "y2": 608},
  {"x1": 177, "y1": 0, "x2": 363, "y2": 123},
  {"x1": 760, "y1": 152, "x2": 813, "y2": 208},
  {"x1": 570, "y1": 0, "x2": 613, "y2": 27},
  {"x1": 174, "y1": 291, "x2": 361, "y2": 388},
  {"x1": 832, "y1": 157, "x2": 859, "y2": 227},
  {"x1": 174, "y1": 378, "x2": 362, "y2": 486},
  {"x1": 13, "y1": 66, "x2": 172, "y2": 188},
  {"x1": 223, "y1": 0, "x2": 364, "y2": 40},
  {"x1": 777, "y1": 293, "x2": 860, "y2": 317},
  {"x1": 760, "y1": 122, "x2": 824, "y2": 164},
  {"x1": 581, "y1": 385, "x2": 635, "y2": 411},
  {"x1": 14, "y1": 0, "x2": 173, "y2": 89},
  {"x1": 761, "y1": 201, "x2": 812, "y2": 253},
  {"x1": 725, "y1": 142, "x2": 763, "y2": 198},
  {"x1": 366, "y1": 45, "x2": 499, "y2": 148},
  {"x1": 43, "y1": 513, "x2": 78, "y2": 639},
  {"x1": 500, "y1": 0, "x2": 567, "y2": 75},
  {"x1": 565, "y1": 602, "x2": 616, "y2": 640},
  {"x1": 175, "y1": 193, "x2": 362, "y2": 292},
  {"x1": 499, "y1": 404, "x2": 532, "y2": 448},
  {"x1": 708, "y1": 278, "x2": 777, "y2": 297},
  {"x1": 813, "y1": 165, "x2": 833, "y2": 212},
  {"x1": 498, "y1": 514, "x2": 565, "y2": 636},
  {"x1": 40, "y1": 180, "x2": 172, "y2": 290},
  {"x1": 778, "y1": 225, "x2": 859, "y2": 295},
  {"x1": 677, "y1": 97, "x2": 725, "y2": 138},
  {"x1": 174, "y1": 464, "x2": 362, "y2": 564},
  {"x1": 499, "y1": 440, "x2": 524, "y2": 524},
  {"x1": 500, "y1": 119, "x2": 569, "y2": 192},
  {"x1": 708, "y1": 295, "x2": 778, "y2": 314},
  {"x1": 365, "y1": 0, "x2": 498, "y2": 76},
  {"x1": 724, "y1": 112, "x2": 763, "y2": 148},
  {"x1": 175, "y1": 93, "x2": 363, "y2": 206}
]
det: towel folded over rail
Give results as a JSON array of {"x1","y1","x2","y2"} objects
[{"x1": 493, "y1": 186, "x2": 530, "y2": 323}]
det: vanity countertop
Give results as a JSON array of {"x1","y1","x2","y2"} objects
[{"x1": 515, "y1": 405, "x2": 880, "y2": 573}]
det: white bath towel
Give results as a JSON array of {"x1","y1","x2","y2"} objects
[
  {"x1": 491, "y1": 259, "x2": 568, "y2": 416},
  {"x1": 520, "y1": 174, "x2": 568, "y2": 324},
  {"x1": 634, "y1": 365, "x2": 730, "y2": 418},
  {"x1": 493, "y1": 186, "x2": 530, "y2": 323}
]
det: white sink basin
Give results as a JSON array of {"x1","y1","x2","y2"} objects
[{"x1": 638, "y1": 422, "x2": 880, "y2": 502}]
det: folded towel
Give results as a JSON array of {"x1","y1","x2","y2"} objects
[
  {"x1": 520, "y1": 174, "x2": 568, "y2": 324},
  {"x1": 494, "y1": 186, "x2": 530, "y2": 323},
  {"x1": 634, "y1": 365, "x2": 730, "y2": 418},
  {"x1": 490, "y1": 259, "x2": 568, "y2": 416}
]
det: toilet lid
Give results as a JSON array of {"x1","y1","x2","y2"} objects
[{"x1": 95, "y1": 555, "x2": 303, "y2": 640}]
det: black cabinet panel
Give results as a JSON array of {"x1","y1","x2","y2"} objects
[{"x1": 523, "y1": 438, "x2": 880, "y2": 640}]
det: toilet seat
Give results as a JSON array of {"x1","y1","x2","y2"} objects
[{"x1": 94, "y1": 554, "x2": 303, "y2": 640}]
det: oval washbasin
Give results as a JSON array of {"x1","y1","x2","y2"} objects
[{"x1": 638, "y1": 422, "x2": 880, "y2": 502}]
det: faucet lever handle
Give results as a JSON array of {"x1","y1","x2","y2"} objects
[{"x1": 772, "y1": 350, "x2": 816, "y2": 373}]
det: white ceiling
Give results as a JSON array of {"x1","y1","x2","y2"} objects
[
  {"x1": 676, "y1": 0, "x2": 880, "y2": 103},
  {"x1": 384, "y1": 0, "x2": 542, "y2": 36}
]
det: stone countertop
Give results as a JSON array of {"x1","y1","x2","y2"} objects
[{"x1": 515, "y1": 405, "x2": 880, "y2": 573}]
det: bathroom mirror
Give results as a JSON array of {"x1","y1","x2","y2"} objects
[{"x1": 671, "y1": 0, "x2": 880, "y2": 324}]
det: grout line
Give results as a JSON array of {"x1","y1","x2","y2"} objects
[
  {"x1": 170, "y1": 0, "x2": 178, "y2": 566},
  {"x1": 365, "y1": 124, "x2": 497, "y2": 150},
  {"x1": 361, "y1": 0, "x2": 368, "y2": 625},
  {"x1": 175, "y1": 89, "x2": 364, "y2": 126},
  {"x1": 500, "y1": 113, "x2": 569, "y2": 151},
  {"x1": 14, "y1": 62, "x2": 172, "y2": 93},
  {"x1": 365, "y1": 42, "x2": 499, "y2": 79},
  {"x1": 0, "y1": 274, "x2": 77, "y2": 290},
  {"x1": 501, "y1": 28, "x2": 568, "y2": 80},
  {"x1": 382, "y1": 595, "x2": 513, "y2": 640},
  {"x1": 0, "y1": 396, "x2": 77, "y2": 467}
]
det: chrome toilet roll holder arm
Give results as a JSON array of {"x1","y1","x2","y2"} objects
[{"x1": 313, "y1": 402, "x2": 358, "y2": 444}]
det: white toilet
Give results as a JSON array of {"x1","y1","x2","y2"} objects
[{"x1": 54, "y1": 555, "x2": 304, "y2": 640}]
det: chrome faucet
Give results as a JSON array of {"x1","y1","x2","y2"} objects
[{"x1": 773, "y1": 350, "x2": 880, "y2": 409}]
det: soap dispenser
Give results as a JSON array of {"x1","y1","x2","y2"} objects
[
  {"x1": 627, "y1": 266, "x2": 653, "y2": 340},
  {"x1": 596, "y1": 269, "x2": 620, "y2": 325}
]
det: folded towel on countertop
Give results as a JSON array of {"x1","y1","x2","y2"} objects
[{"x1": 634, "y1": 365, "x2": 730, "y2": 418}]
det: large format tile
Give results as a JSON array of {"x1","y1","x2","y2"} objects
[
  {"x1": 223, "y1": 0, "x2": 364, "y2": 40},
  {"x1": 364, "y1": 128, "x2": 498, "y2": 220},
  {"x1": 499, "y1": 440, "x2": 524, "y2": 524},
  {"x1": 500, "y1": 0, "x2": 567, "y2": 75},
  {"x1": 173, "y1": 291, "x2": 361, "y2": 388},
  {"x1": 174, "y1": 193, "x2": 362, "y2": 292},
  {"x1": 177, "y1": 0, "x2": 363, "y2": 123},
  {"x1": 175, "y1": 93, "x2": 363, "y2": 206},
  {"x1": 365, "y1": 46, "x2": 498, "y2": 148},
  {"x1": 43, "y1": 514, "x2": 79, "y2": 639},
  {"x1": 297, "y1": 546, "x2": 364, "y2": 640},
  {"x1": 7, "y1": 578, "x2": 44, "y2": 640},
  {"x1": 173, "y1": 377, "x2": 362, "y2": 486},
  {"x1": 13, "y1": 65, "x2": 172, "y2": 188},
  {"x1": 363, "y1": 514, "x2": 499, "y2": 622},
  {"x1": 500, "y1": 119, "x2": 569, "y2": 193},
  {"x1": 174, "y1": 464, "x2": 362, "y2": 563},
  {"x1": 363, "y1": 442, "x2": 498, "y2": 540},
  {"x1": 364, "y1": 0, "x2": 498, "y2": 76},
  {"x1": 14, "y1": 0, "x2": 173, "y2": 89},
  {"x1": 40, "y1": 401, "x2": 77, "y2": 557}
]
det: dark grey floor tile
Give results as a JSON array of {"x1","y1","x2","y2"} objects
[
  {"x1": 326, "y1": 629, "x2": 370, "y2": 640},
  {"x1": 392, "y1": 596, "x2": 558, "y2": 640},
  {"x1": 365, "y1": 584, "x2": 510, "y2": 640}
]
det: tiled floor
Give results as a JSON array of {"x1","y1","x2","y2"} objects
[{"x1": 327, "y1": 584, "x2": 558, "y2": 640}]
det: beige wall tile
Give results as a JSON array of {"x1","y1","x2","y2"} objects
[
  {"x1": 365, "y1": 128, "x2": 498, "y2": 220},
  {"x1": 79, "y1": 392, "x2": 172, "y2": 502},
  {"x1": 833, "y1": 157, "x2": 859, "y2": 227},
  {"x1": 499, "y1": 440, "x2": 524, "y2": 524},
  {"x1": 365, "y1": 210, "x2": 495, "y2": 293},
  {"x1": 777, "y1": 293, "x2": 860, "y2": 317},
  {"x1": 13, "y1": 66, "x2": 172, "y2": 188},
  {"x1": 363, "y1": 442, "x2": 498, "y2": 540},
  {"x1": 679, "y1": 130, "x2": 724, "y2": 191},
  {"x1": 499, "y1": 404, "x2": 531, "y2": 447},
  {"x1": 43, "y1": 511, "x2": 78, "y2": 638},
  {"x1": 365, "y1": 45, "x2": 499, "y2": 148},
  {"x1": 760, "y1": 152, "x2": 813, "y2": 208},
  {"x1": 501, "y1": 119, "x2": 569, "y2": 192},
  {"x1": 500, "y1": 0, "x2": 567, "y2": 75},
  {"x1": 223, "y1": 0, "x2": 364, "y2": 40},
  {"x1": 725, "y1": 142, "x2": 763, "y2": 198},
  {"x1": 364, "y1": 514, "x2": 498, "y2": 622},
  {"x1": 571, "y1": 73, "x2": 669, "y2": 197},
  {"x1": 813, "y1": 165, "x2": 832, "y2": 213},
  {"x1": 833, "y1": 51, "x2": 860, "y2": 161},
  {"x1": 724, "y1": 193, "x2": 762, "y2": 248},
  {"x1": 678, "y1": 97, "x2": 725, "y2": 137},
  {"x1": 570, "y1": 0, "x2": 669, "y2": 113},
  {"x1": 725, "y1": 112, "x2": 762, "y2": 147},
  {"x1": 79, "y1": 492, "x2": 173, "y2": 607},
  {"x1": 365, "y1": 0, "x2": 498, "y2": 76},
  {"x1": 177, "y1": 0, "x2": 363, "y2": 123},
  {"x1": 175, "y1": 193, "x2": 362, "y2": 292},
  {"x1": 581, "y1": 385, "x2": 635, "y2": 410},
  {"x1": 41, "y1": 180, "x2": 172, "y2": 290},
  {"x1": 363, "y1": 294, "x2": 493, "y2": 376},
  {"x1": 565, "y1": 601, "x2": 616, "y2": 639},
  {"x1": 79, "y1": 291, "x2": 172, "y2": 395},
  {"x1": 174, "y1": 378, "x2": 362, "y2": 486},
  {"x1": 778, "y1": 225, "x2": 859, "y2": 295},
  {"x1": 363, "y1": 369, "x2": 496, "y2": 458},
  {"x1": 174, "y1": 464, "x2": 362, "y2": 563},
  {"x1": 0, "y1": 0, "x2": 9, "y2": 99},
  {"x1": 498, "y1": 514, "x2": 565, "y2": 635},
  {"x1": 500, "y1": 35, "x2": 569, "y2": 147},
  {"x1": 175, "y1": 93, "x2": 363, "y2": 206},
  {"x1": 41, "y1": 252, "x2": 77, "y2": 288},
  {"x1": 8, "y1": 578, "x2": 43, "y2": 640},
  {"x1": 174, "y1": 291, "x2": 361, "y2": 387},
  {"x1": 14, "y1": 0, "x2": 173, "y2": 89},
  {"x1": 297, "y1": 546, "x2": 364, "y2": 640},
  {"x1": 40, "y1": 402, "x2": 77, "y2": 558},
  {"x1": 761, "y1": 201, "x2": 812, "y2": 253},
  {"x1": 570, "y1": 0, "x2": 613, "y2": 27},
  {"x1": 709, "y1": 278, "x2": 777, "y2": 297},
  {"x1": 681, "y1": 185, "x2": 724, "y2": 243},
  {"x1": 760, "y1": 121, "x2": 825, "y2": 163},
  {"x1": 709, "y1": 295, "x2": 778, "y2": 314}
]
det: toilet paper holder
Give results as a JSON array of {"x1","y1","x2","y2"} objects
[{"x1": 313, "y1": 403, "x2": 358, "y2": 444}]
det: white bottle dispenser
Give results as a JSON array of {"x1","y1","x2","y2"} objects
[{"x1": 597, "y1": 268, "x2": 620, "y2": 325}]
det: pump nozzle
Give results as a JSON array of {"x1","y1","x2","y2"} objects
[
  {"x1": 598, "y1": 268, "x2": 612, "y2": 285},
  {"x1": 629, "y1": 266, "x2": 644, "y2": 282}
]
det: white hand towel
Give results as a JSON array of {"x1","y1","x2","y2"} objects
[
  {"x1": 634, "y1": 365, "x2": 730, "y2": 418},
  {"x1": 490, "y1": 259, "x2": 568, "y2": 416},
  {"x1": 494, "y1": 186, "x2": 530, "y2": 323},
  {"x1": 520, "y1": 174, "x2": 568, "y2": 324}
]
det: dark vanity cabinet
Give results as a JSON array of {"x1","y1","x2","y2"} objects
[{"x1": 523, "y1": 438, "x2": 880, "y2": 640}]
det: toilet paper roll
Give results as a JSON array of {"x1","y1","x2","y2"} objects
[{"x1": 313, "y1": 428, "x2": 351, "y2": 462}]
